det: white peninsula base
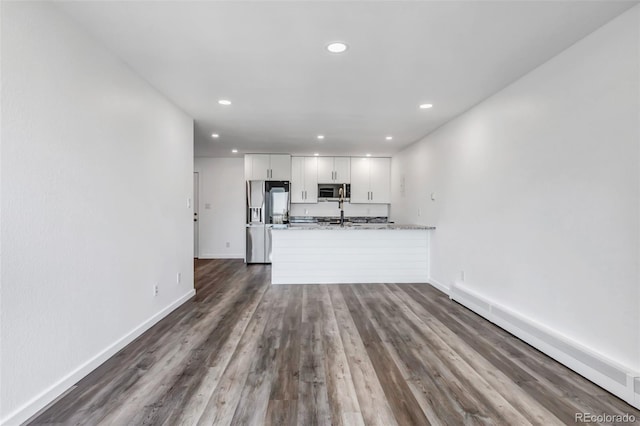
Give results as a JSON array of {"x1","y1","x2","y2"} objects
[{"x1": 271, "y1": 225, "x2": 433, "y2": 284}]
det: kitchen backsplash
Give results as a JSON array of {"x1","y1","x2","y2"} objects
[{"x1": 290, "y1": 202, "x2": 389, "y2": 217}]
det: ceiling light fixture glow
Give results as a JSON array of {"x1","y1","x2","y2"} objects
[
  {"x1": 314, "y1": 153, "x2": 319, "y2": 156},
  {"x1": 218, "y1": 99, "x2": 232, "y2": 106},
  {"x1": 326, "y1": 42, "x2": 348, "y2": 53},
  {"x1": 317, "y1": 135, "x2": 325, "y2": 140},
  {"x1": 231, "y1": 149, "x2": 238, "y2": 153},
  {"x1": 385, "y1": 136, "x2": 393, "y2": 140},
  {"x1": 366, "y1": 153, "x2": 371, "y2": 157},
  {"x1": 419, "y1": 103, "x2": 433, "y2": 109},
  {"x1": 211, "y1": 133, "x2": 219, "y2": 138}
]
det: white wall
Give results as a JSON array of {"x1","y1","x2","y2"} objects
[
  {"x1": 392, "y1": 5, "x2": 640, "y2": 405},
  {"x1": 1, "y1": 3, "x2": 195, "y2": 424},
  {"x1": 194, "y1": 157, "x2": 245, "y2": 258}
]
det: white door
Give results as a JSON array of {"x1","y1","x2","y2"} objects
[
  {"x1": 316, "y1": 157, "x2": 334, "y2": 183},
  {"x1": 369, "y1": 158, "x2": 391, "y2": 203},
  {"x1": 350, "y1": 157, "x2": 370, "y2": 203},
  {"x1": 269, "y1": 154, "x2": 292, "y2": 180},
  {"x1": 290, "y1": 157, "x2": 305, "y2": 203},
  {"x1": 252, "y1": 154, "x2": 270, "y2": 180},
  {"x1": 304, "y1": 157, "x2": 318, "y2": 202},
  {"x1": 193, "y1": 172, "x2": 199, "y2": 258},
  {"x1": 334, "y1": 157, "x2": 351, "y2": 183}
]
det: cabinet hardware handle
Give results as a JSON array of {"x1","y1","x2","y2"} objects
[{"x1": 371, "y1": 191, "x2": 373, "y2": 201}]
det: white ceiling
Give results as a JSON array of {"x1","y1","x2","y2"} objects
[{"x1": 57, "y1": 1, "x2": 637, "y2": 158}]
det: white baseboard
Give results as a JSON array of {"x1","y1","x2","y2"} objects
[
  {"x1": 448, "y1": 282, "x2": 640, "y2": 410},
  {"x1": 197, "y1": 253, "x2": 244, "y2": 259},
  {"x1": 427, "y1": 278, "x2": 450, "y2": 294},
  {"x1": 1, "y1": 289, "x2": 196, "y2": 426}
]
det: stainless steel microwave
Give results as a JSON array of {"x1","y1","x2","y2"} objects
[{"x1": 318, "y1": 184, "x2": 350, "y2": 201}]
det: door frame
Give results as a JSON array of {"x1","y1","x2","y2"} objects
[{"x1": 193, "y1": 172, "x2": 199, "y2": 259}]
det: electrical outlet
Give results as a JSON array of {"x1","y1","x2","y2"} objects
[
  {"x1": 153, "y1": 284, "x2": 159, "y2": 296},
  {"x1": 177, "y1": 272, "x2": 182, "y2": 284},
  {"x1": 225, "y1": 242, "x2": 230, "y2": 248}
]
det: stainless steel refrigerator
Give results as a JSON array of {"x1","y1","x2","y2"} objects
[{"x1": 245, "y1": 180, "x2": 289, "y2": 263}]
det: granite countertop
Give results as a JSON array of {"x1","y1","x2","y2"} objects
[{"x1": 279, "y1": 224, "x2": 435, "y2": 230}]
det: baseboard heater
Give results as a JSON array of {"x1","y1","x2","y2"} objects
[{"x1": 447, "y1": 281, "x2": 640, "y2": 410}]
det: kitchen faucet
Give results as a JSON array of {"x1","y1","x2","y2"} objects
[{"x1": 338, "y1": 186, "x2": 345, "y2": 226}]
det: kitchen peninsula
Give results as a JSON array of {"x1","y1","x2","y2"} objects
[{"x1": 271, "y1": 224, "x2": 435, "y2": 284}]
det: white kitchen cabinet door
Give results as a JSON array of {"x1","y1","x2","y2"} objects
[
  {"x1": 317, "y1": 157, "x2": 351, "y2": 183},
  {"x1": 269, "y1": 154, "x2": 291, "y2": 180},
  {"x1": 350, "y1": 157, "x2": 370, "y2": 203},
  {"x1": 244, "y1": 155, "x2": 253, "y2": 181},
  {"x1": 290, "y1": 157, "x2": 305, "y2": 203},
  {"x1": 304, "y1": 157, "x2": 318, "y2": 202},
  {"x1": 369, "y1": 157, "x2": 391, "y2": 203},
  {"x1": 245, "y1": 154, "x2": 270, "y2": 180},
  {"x1": 244, "y1": 154, "x2": 291, "y2": 180},
  {"x1": 291, "y1": 157, "x2": 317, "y2": 203},
  {"x1": 316, "y1": 157, "x2": 334, "y2": 183},
  {"x1": 334, "y1": 157, "x2": 350, "y2": 183}
]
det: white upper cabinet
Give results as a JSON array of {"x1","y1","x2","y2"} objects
[
  {"x1": 269, "y1": 154, "x2": 292, "y2": 180},
  {"x1": 291, "y1": 157, "x2": 318, "y2": 203},
  {"x1": 349, "y1": 157, "x2": 391, "y2": 204},
  {"x1": 369, "y1": 158, "x2": 390, "y2": 203},
  {"x1": 334, "y1": 157, "x2": 351, "y2": 183},
  {"x1": 350, "y1": 157, "x2": 370, "y2": 203},
  {"x1": 317, "y1": 157, "x2": 334, "y2": 183},
  {"x1": 244, "y1": 154, "x2": 291, "y2": 181},
  {"x1": 317, "y1": 157, "x2": 351, "y2": 184}
]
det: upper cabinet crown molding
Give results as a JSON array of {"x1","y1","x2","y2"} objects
[{"x1": 244, "y1": 154, "x2": 291, "y2": 181}]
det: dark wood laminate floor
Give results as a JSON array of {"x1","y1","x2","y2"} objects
[{"x1": 29, "y1": 259, "x2": 640, "y2": 425}]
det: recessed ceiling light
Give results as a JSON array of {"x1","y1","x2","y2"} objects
[
  {"x1": 366, "y1": 153, "x2": 371, "y2": 157},
  {"x1": 211, "y1": 133, "x2": 219, "y2": 138},
  {"x1": 385, "y1": 136, "x2": 393, "y2": 140},
  {"x1": 327, "y1": 42, "x2": 348, "y2": 53},
  {"x1": 317, "y1": 135, "x2": 325, "y2": 140},
  {"x1": 313, "y1": 153, "x2": 319, "y2": 156},
  {"x1": 218, "y1": 99, "x2": 231, "y2": 106},
  {"x1": 231, "y1": 149, "x2": 238, "y2": 153},
  {"x1": 419, "y1": 103, "x2": 433, "y2": 109}
]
